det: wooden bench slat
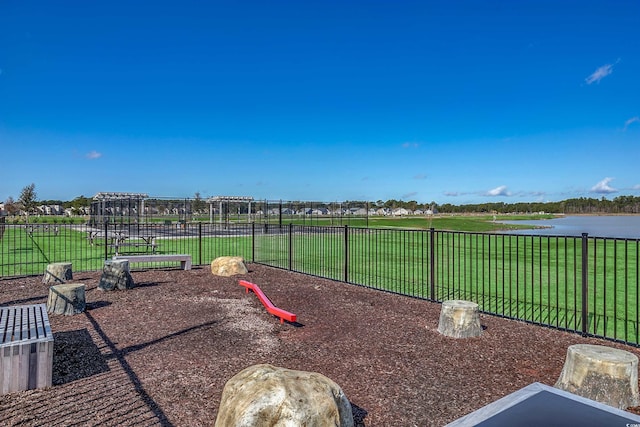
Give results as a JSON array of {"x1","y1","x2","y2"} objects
[
  {"x1": 0, "y1": 309, "x2": 8, "y2": 344},
  {"x1": 0, "y1": 304, "x2": 53, "y2": 394}
]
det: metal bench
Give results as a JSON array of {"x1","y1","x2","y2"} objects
[
  {"x1": 0, "y1": 304, "x2": 54, "y2": 394},
  {"x1": 112, "y1": 254, "x2": 192, "y2": 270}
]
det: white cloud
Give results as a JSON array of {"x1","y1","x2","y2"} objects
[
  {"x1": 624, "y1": 116, "x2": 640, "y2": 131},
  {"x1": 585, "y1": 59, "x2": 619, "y2": 85},
  {"x1": 86, "y1": 150, "x2": 102, "y2": 159},
  {"x1": 590, "y1": 177, "x2": 617, "y2": 194},
  {"x1": 486, "y1": 185, "x2": 511, "y2": 197}
]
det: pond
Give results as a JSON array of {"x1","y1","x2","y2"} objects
[{"x1": 498, "y1": 215, "x2": 640, "y2": 239}]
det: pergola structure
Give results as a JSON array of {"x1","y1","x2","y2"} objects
[
  {"x1": 206, "y1": 196, "x2": 254, "y2": 223},
  {"x1": 90, "y1": 192, "x2": 149, "y2": 225}
]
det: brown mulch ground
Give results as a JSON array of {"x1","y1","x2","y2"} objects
[{"x1": 1, "y1": 264, "x2": 640, "y2": 426}]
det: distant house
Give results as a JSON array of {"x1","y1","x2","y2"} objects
[
  {"x1": 304, "y1": 208, "x2": 329, "y2": 215},
  {"x1": 392, "y1": 208, "x2": 410, "y2": 216},
  {"x1": 350, "y1": 208, "x2": 368, "y2": 216},
  {"x1": 37, "y1": 205, "x2": 63, "y2": 215}
]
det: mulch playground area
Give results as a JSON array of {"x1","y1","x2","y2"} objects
[{"x1": 1, "y1": 264, "x2": 640, "y2": 426}]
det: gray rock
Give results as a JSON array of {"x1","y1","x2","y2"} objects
[
  {"x1": 215, "y1": 364, "x2": 354, "y2": 427},
  {"x1": 98, "y1": 259, "x2": 134, "y2": 291}
]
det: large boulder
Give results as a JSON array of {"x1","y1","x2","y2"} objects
[
  {"x1": 210, "y1": 256, "x2": 248, "y2": 277},
  {"x1": 215, "y1": 364, "x2": 354, "y2": 427},
  {"x1": 98, "y1": 259, "x2": 135, "y2": 291}
]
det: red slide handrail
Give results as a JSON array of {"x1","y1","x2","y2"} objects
[{"x1": 238, "y1": 280, "x2": 297, "y2": 324}]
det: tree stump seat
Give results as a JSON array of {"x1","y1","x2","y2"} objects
[
  {"x1": 437, "y1": 300, "x2": 482, "y2": 338},
  {"x1": 42, "y1": 262, "x2": 73, "y2": 284},
  {"x1": 555, "y1": 344, "x2": 639, "y2": 409},
  {"x1": 47, "y1": 283, "x2": 86, "y2": 315}
]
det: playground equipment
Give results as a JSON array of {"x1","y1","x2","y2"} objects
[{"x1": 238, "y1": 280, "x2": 297, "y2": 324}]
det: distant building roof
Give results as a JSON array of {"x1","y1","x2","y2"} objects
[{"x1": 93, "y1": 192, "x2": 149, "y2": 201}]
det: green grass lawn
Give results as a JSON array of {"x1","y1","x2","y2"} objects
[
  {"x1": 1, "y1": 216, "x2": 638, "y2": 344},
  {"x1": 254, "y1": 228, "x2": 640, "y2": 343}
]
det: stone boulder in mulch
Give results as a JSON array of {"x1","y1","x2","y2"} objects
[
  {"x1": 98, "y1": 259, "x2": 135, "y2": 291},
  {"x1": 210, "y1": 256, "x2": 248, "y2": 277},
  {"x1": 215, "y1": 363, "x2": 354, "y2": 427}
]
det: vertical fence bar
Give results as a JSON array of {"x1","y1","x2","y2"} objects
[
  {"x1": 288, "y1": 223, "x2": 293, "y2": 271},
  {"x1": 581, "y1": 233, "x2": 589, "y2": 336},
  {"x1": 429, "y1": 228, "x2": 435, "y2": 301},
  {"x1": 198, "y1": 222, "x2": 202, "y2": 266},
  {"x1": 103, "y1": 220, "x2": 108, "y2": 261},
  {"x1": 251, "y1": 223, "x2": 255, "y2": 263},
  {"x1": 344, "y1": 225, "x2": 349, "y2": 283}
]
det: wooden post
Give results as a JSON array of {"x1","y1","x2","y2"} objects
[
  {"x1": 43, "y1": 262, "x2": 73, "y2": 284},
  {"x1": 47, "y1": 283, "x2": 86, "y2": 315},
  {"x1": 555, "y1": 344, "x2": 639, "y2": 409},
  {"x1": 437, "y1": 300, "x2": 482, "y2": 338}
]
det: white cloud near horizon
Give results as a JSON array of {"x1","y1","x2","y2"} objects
[
  {"x1": 86, "y1": 150, "x2": 102, "y2": 159},
  {"x1": 624, "y1": 116, "x2": 640, "y2": 131},
  {"x1": 585, "y1": 59, "x2": 619, "y2": 84},
  {"x1": 591, "y1": 177, "x2": 617, "y2": 194},
  {"x1": 486, "y1": 185, "x2": 511, "y2": 197}
]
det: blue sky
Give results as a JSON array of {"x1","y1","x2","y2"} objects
[{"x1": 1, "y1": 1, "x2": 639, "y2": 205}]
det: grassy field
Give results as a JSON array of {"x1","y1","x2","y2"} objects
[
  {"x1": 1, "y1": 215, "x2": 638, "y2": 344},
  {"x1": 253, "y1": 227, "x2": 640, "y2": 343},
  {"x1": 258, "y1": 213, "x2": 557, "y2": 232}
]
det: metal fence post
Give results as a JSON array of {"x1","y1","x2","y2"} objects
[
  {"x1": 288, "y1": 223, "x2": 293, "y2": 271},
  {"x1": 344, "y1": 225, "x2": 349, "y2": 283},
  {"x1": 198, "y1": 222, "x2": 202, "y2": 266},
  {"x1": 429, "y1": 228, "x2": 435, "y2": 301},
  {"x1": 581, "y1": 232, "x2": 589, "y2": 336},
  {"x1": 251, "y1": 222, "x2": 255, "y2": 263},
  {"x1": 104, "y1": 219, "x2": 109, "y2": 261}
]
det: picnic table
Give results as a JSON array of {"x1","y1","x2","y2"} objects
[
  {"x1": 87, "y1": 230, "x2": 128, "y2": 245},
  {"x1": 109, "y1": 234, "x2": 158, "y2": 256},
  {"x1": 25, "y1": 224, "x2": 59, "y2": 236}
]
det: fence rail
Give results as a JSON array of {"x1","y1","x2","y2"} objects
[{"x1": 1, "y1": 222, "x2": 639, "y2": 346}]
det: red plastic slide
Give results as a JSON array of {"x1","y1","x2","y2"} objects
[{"x1": 238, "y1": 280, "x2": 297, "y2": 324}]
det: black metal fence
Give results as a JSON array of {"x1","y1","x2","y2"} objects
[{"x1": 1, "y1": 222, "x2": 639, "y2": 346}]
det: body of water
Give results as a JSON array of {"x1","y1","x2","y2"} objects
[{"x1": 498, "y1": 215, "x2": 640, "y2": 239}]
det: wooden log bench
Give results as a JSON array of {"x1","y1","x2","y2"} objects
[
  {"x1": 0, "y1": 304, "x2": 53, "y2": 394},
  {"x1": 112, "y1": 254, "x2": 192, "y2": 270}
]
